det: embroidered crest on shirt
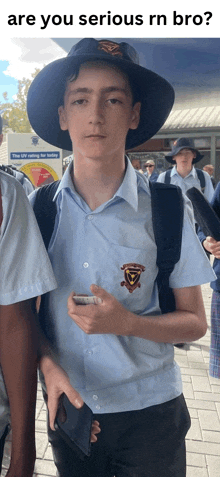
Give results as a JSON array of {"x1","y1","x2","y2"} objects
[
  {"x1": 121, "y1": 263, "x2": 145, "y2": 293},
  {"x1": 98, "y1": 40, "x2": 123, "y2": 57}
]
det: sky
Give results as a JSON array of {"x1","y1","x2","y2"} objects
[{"x1": 0, "y1": 38, "x2": 66, "y2": 103}]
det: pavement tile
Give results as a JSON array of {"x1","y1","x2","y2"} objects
[
  {"x1": 186, "y1": 440, "x2": 220, "y2": 456},
  {"x1": 186, "y1": 418, "x2": 202, "y2": 441},
  {"x1": 191, "y1": 376, "x2": 212, "y2": 392},
  {"x1": 206, "y1": 455, "x2": 220, "y2": 477},
  {"x1": 182, "y1": 381, "x2": 195, "y2": 399},
  {"x1": 202, "y1": 430, "x2": 220, "y2": 443},
  {"x1": 186, "y1": 452, "x2": 206, "y2": 467},
  {"x1": 198, "y1": 409, "x2": 220, "y2": 432},
  {"x1": 194, "y1": 392, "x2": 220, "y2": 402},
  {"x1": 186, "y1": 467, "x2": 209, "y2": 476},
  {"x1": 186, "y1": 399, "x2": 216, "y2": 411}
]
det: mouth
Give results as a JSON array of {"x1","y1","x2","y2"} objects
[{"x1": 85, "y1": 134, "x2": 106, "y2": 139}]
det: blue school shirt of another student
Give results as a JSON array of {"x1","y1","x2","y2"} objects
[
  {"x1": 0, "y1": 171, "x2": 57, "y2": 438},
  {"x1": 29, "y1": 159, "x2": 215, "y2": 414},
  {"x1": 157, "y1": 165, "x2": 214, "y2": 202}
]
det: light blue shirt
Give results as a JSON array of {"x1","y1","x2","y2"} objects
[
  {"x1": 0, "y1": 171, "x2": 57, "y2": 437},
  {"x1": 30, "y1": 160, "x2": 215, "y2": 414},
  {"x1": 157, "y1": 165, "x2": 214, "y2": 202}
]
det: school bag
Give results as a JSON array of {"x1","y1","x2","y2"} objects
[
  {"x1": 164, "y1": 168, "x2": 206, "y2": 193},
  {"x1": 33, "y1": 179, "x2": 183, "y2": 314}
]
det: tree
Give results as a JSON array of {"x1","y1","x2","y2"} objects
[{"x1": 0, "y1": 69, "x2": 40, "y2": 133}]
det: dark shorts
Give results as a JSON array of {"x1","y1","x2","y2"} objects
[{"x1": 47, "y1": 393, "x2": 191, "y2": 477}]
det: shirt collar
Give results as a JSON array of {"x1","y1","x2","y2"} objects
[
  {"x1": 53, "y1": 157, "x2": 144, "y2": 212},
  {"x1": 171, "y1": 164, "x2": 196, "y2": 178}
]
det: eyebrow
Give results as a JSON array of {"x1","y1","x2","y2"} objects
[{"x1": 66, "y1": 86, "x2": 130, "y2": 98}]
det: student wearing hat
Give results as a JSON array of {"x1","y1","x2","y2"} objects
[
  {"x1": 144, "y1": 159, "x2": 158, "y2": 182},
  {"x1": 157, "y1": 137, "x2": 214, "y2": 201},
  {"x1": 27, "y1": 38, "x2": 215, "y2": 477},
  {"x1": 0, "y1": 115, "x2": 58, "y2": 476}
]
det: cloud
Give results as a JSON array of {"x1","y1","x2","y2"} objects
[{"x1": 0, "y1": 38, "x2": 66, "y2": 80}]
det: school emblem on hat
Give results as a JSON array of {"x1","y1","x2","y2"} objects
[
  {"x1": 98, "y1": 40, "x2": 123, "y2": 56},
  {"x1": 121, "y1": 263, "x2": 145, "y2": 293}
]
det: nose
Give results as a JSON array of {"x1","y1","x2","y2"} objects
[{"x1": 88, "y1": 99, "x2": 104, "y2": 125}]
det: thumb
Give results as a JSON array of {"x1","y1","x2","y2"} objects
[
  {"x1": 90, "y1": 284, "x2": 110, "y2": 302},
  {"x1": 206, "y1": 236, "x2": 216, "y2": 244}
]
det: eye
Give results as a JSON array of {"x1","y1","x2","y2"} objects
[
  {"x1": 71, "y1": 98, "x2": 87, "y2": 105},
  {"x1": 107, "y1": 98, "x2": 122, "y2": 104}
]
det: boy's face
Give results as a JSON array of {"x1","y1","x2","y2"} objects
[
  {"x1": 58, "y1": 63, "x2": 141, "y2": 162},
  {"x1": 174, "y1": 148, "x2": 196, "y2": 169}
]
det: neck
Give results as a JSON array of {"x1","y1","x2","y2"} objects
[
  {"x1": 176, "y1": 164, "x2": 193, "y2": 178},
  {"x1": 71, "y1": 152, "x2": 126, "y2": 211}
]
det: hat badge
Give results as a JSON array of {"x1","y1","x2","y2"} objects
[{"x1": 98, "y1": 40, "x2": 123, "y2": 57}]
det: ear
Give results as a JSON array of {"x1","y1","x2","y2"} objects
[
  {"x1": 58, "y1": 106, "x2": 68, "y2": 131},
  {"x1": 129, "y1": 102, "x2": 141, "y2": 130}
]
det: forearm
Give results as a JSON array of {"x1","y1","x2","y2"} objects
[
  {"x1": 126, "y1": 285, "x2": 207, "y2": 343},
  {"x1": 0, "y1": 300, "x2": 37, "y2": 470},
  {"x1": 128, "y1": 309, "x2": 206, "y2": 344}
]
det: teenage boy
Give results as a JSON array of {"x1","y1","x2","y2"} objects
[
  {"x1": 0, "y1": 168, "x2": 57, "y2": 475},
  {"x1": 27, "y1": 39, "x2": 215, "y2": 477},
  {"x1": 157, "y1": 137, "x2": 214, "y2": 201}
]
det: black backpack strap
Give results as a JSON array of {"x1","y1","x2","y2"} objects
[
  {"x1": 164, "y1": 169, "x2": 172, "y2": 185},
  {"x1": 149, "y1": 182, "x2": 184, "y2": 313},
  {"x1": 33, "y1": 180, "x2": 60, "y2": 249},
  {"x1": 196, "y1": 168, "x2": 206, "y2": 193}
]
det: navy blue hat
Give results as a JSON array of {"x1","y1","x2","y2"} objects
[
  {"x1": 27, "y1": 38, "x2": 174, "y2": 151},
  {"x1": 165, "y1": 137, "x2": 203, "y2": 164}
]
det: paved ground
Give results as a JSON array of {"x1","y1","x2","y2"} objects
[{"x1": 1, "y1": 281, "x2": 220, "y2": 476}]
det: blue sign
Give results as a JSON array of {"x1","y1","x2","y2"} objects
[{"x1": 10, "y1": 152, "x2": 60, "y2": 160}]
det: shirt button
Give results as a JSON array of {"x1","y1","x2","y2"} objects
[
  {"x1": 95, "y1": 405, "x2": 101, "y2": 410},
  {"x1": 93, "y1": 395, "x2": 98, "y2": 401},
  {"x1": 87, "y1": 350, "x2": 93, "y2": 355},
  {"x1": 83, "y1": 262, "x2": 89, "y2": 268},
  {"x1": 87, "y1": 215, "x2": 93, "y2": 221}
]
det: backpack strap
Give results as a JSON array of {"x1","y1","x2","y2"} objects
[
  {"x1": 164, "y1": 169, "x2": 172, "y2": 185},
  {"x1": 33, "y1": 180, "x2": 60, "y2": 249},
  {"x1": 196, "y1": 168, "x2": 206, "y2": 193},
  {"x1": 149, "y1": 182, "x2": 184, "y2": 313}
]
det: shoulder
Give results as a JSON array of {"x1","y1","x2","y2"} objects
[{"x1": 157, "y1": 171, "x2": 166, "y2": 182}]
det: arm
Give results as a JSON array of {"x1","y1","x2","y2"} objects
[
  {"x1": 67, "y1": 284, "x2": 207, "y2": 344},
  {"x1": 38, "y1": 328, "x2": 100, "y2": 440},
  {"x1": 203, "y1": 236, "x2": 220, "y2": 258},
  {"x1": 0, "y1": 299, "x2": 38, "y2": 477}
]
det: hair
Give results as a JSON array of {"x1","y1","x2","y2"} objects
[
  {"x1": 203, "y1": 164, "x2": 214, "y2": 172},
  {"x1": 63, "y1": 60, "x2": 140, "y2": 106},
  {"x1": 0, "y1": 116, "x2": 2, "y2": 135}
]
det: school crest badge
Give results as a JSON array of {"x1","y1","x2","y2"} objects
[
  {"x1": 121, "y1": 263, "x2": 145, "y2": 293},
  {"x1": 98, "y1": 40, "x2": 123, "y2": 57}
]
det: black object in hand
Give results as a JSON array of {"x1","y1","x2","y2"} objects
[{"x1": 54, "y1": 393, "x2": 93, "y2": 460}]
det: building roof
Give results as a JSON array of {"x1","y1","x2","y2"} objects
[{"x1": 161, "y1": 105, "x2": 220, "y2": 132}]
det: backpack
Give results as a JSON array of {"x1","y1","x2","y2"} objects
[
  {"x1": 33, "y1": 180, "x2": 184, "y2": 314},
  {"x1": 164, "y1": 168, "x2": 206, "y2": 193}
]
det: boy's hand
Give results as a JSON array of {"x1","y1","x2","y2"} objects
[
  {"x1": 67, "y1": 285, "x2": 133, "y2": 336},
  {"x1": 203, "y1": 236, "x2": 220, "y2": 258},
  {"x1": 40, "y1": 357, "x2": 100, "y2": 441}
]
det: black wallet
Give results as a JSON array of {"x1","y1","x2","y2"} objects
[{"x1": 54, "y1": 393, "x2": 93, "y2": 460}]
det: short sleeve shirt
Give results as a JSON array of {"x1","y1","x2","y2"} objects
[
  {"x1": 0, "y1": 171, "x2": 57, "y2": 437},
  {"x1": 157, "y1": 165, "x2": 214, "y2": 202},
  {"x1": 30, "y1": 160, "x2": 215, "y2": 414}
]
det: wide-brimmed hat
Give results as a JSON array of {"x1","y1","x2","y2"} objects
[
  {"x1": 27, "y1": 38, "x2": 174, "y2": 151},
  {"x1": 165, "y1": 138, "x2": 203, "y2": 164}
]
